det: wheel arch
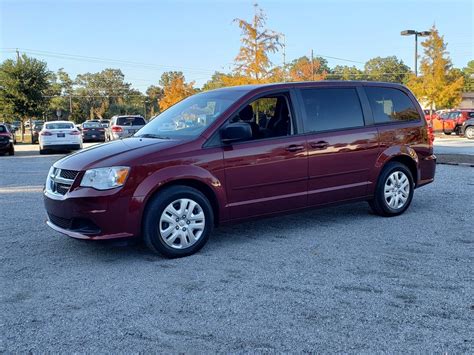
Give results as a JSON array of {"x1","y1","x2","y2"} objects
[
  {"x1": 373, "y1": 146, "x2": 420, "y2": 190},
  {"x1": 134, "y1": 165, "x2": 226, "y2": 228},
  {"x1": 384, "y1": 155, "x2": 418, "y2": 186}
]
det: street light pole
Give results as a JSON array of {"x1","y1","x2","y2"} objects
[{"x1": 401, "y1": 29, "x2": 431, "y2": 76}]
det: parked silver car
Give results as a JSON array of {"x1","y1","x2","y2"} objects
[{"x1": 105, "y1": 115, "x2": 147, "y2": 141}]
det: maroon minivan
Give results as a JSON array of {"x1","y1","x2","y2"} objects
[{"x1": 44, "y1": 82, "x2": 436, "y2": 257}]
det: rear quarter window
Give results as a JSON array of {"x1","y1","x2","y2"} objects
[{"x1": 365, "y1": 87, "x2": 420, "y2": 123}]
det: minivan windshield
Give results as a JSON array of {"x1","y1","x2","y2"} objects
[{"x1": 135, "y1": 90, "x2": 246, "y2": 139}]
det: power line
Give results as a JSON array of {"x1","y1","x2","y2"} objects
[{"x1": 1, "y1": 48, "x2": 221, "y2": 75}]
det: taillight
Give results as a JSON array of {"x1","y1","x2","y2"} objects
[
  {"x1": 111, "y1": 125, "x2": 123, "y2": 133},
  {"x1": 69, "y1": 130, "x2": 81, "y2": 135},
  {"x1": 428, "y1": 126, "x2": 434, "y2": 145},
  {"x1": 82, "y1": 128, "x2": 89, "y2": 132},
  {"x1": 40, "y1": 131, "x2": 52, "y2": 136}
]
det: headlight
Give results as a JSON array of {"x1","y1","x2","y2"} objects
[{"x1": 80, "y1": 166, "x2": 130, "y2": 190}]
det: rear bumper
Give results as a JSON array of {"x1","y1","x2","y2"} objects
[
  {"x1": 43, "y1": 144, "x2": 81, "y2": 151},
  {"x1": 0, "y1": 142, "x2": 13, "y2": 151},
  {"x1": 83, "y1": 133, "x2": 105, "y2": 141},
  {"x1": 417, "y1": 154, "x2": 436, "y2": 188}
]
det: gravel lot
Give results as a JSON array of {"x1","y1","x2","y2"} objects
[{"x1": 1, "y1": 150, "x2": 473, "y2": 352}]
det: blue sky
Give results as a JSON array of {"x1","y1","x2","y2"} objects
[{"x1": 1, "y1": 0, "x2": 472, "y2": 91}]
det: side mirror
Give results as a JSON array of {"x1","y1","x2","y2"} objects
[{"x1": 221, "y1": 122, "x2": 252, "y2": 144}]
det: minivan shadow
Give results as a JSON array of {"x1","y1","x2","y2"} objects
[{"x1": 69, "y1": 201, "x2": 373, "y2": 260}]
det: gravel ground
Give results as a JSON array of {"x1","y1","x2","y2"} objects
[{"x1": 0, "y1": 153, "x2": 473, "y2": 352}]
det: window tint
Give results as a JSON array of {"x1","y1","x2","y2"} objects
[
  {"x1": 0, "y1": 125, "x2": 6, "y2": 133},
  {"x1": 468, "y1": 112, "x2": 474, "y2": 118},
  {"x1": 83, "y1": 122, "x2": 101, "y2": 128},
  {"x1": 117, "y1": 117, "x2": 146, "y2": 126},
  {"x1": 365, "y1": 87, "x2": 420, "y2": 123},
  {"x1": 45, "y1": 123, "x2": 74, "y2": 129},
  {"x1": 301, "y1": 88, "x2": 364, "y2": 132}
]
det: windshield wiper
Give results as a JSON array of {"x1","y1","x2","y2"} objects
[{"x1": 134, "y1": 133, "x2": 170, "y2": 139}]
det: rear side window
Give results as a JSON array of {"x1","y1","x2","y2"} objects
[
  {"x1": 468, "y1": 112, "x2": 474, "y2": 118},
  {"x1": 300, "y1": 88, "x2": 364, "y2": 132},
  {"x1": 117, "y1": 117, "x2": 146, "y2": 126},
  {"x1": 0, "y1": 125, "x2": 6, "y2": 133},
  {"x1": 365, "y1": 87, "x2": 420, "y2": 123}
]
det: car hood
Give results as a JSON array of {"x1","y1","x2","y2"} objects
[{"x1": 55, "y1": 138, "x2": 181, "y2": 171}]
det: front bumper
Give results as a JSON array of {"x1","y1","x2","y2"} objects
[{"x1": 44, "y1": 188, "x2": 141, "y2": 240}]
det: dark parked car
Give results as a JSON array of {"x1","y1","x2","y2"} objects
[
  {"x1": 0, "y1": 124, "x2": 15, "y2": 155},
  {"x1": 460, "y1": 118, "x2": 474, "y2": 139},
  {"x1": 32, "y1": 123, "x2": 44, "y2": 144},
  {"x1": 44, "y1": 82, "x2": 436, "y2": 258},
  {"x1": 1, "y1": 123, "x2": 17, "y2": 144},
  {"x1": 81, "y1": 121, "x2": 105, "y2": 142},
  {"x1": 105, "y1": 115, "x2": 146, "y2": 141}
]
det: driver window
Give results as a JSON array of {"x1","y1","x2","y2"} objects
[{"x1": 231, "y1": 94, "x2": 294, "y2": 140}]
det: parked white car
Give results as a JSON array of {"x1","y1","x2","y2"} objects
[{"x1": 39, "y1": 121, "x2": 83, "y2": 154}]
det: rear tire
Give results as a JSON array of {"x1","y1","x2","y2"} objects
[
  {"x1": 143, "y1": 185, "x2": 214, "y2": 258},
  {"x1": 39, "y1": 148, "x2": 46, "y2": 155},
  {"x1": 8, "y1": 145, "x2": 14, "y2": 156},
  {"x1": 368, "y1": 162, "x2": 414, "y2": 217}
]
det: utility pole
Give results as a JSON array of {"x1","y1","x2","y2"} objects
[
  {"x1": 311, "y1": 49, "x2": 314, "y2": 81},
  {"x1": 69, "y1": 95, "x2": 73, "y2": 115},
  {"x1": 16, "y1": 48, "x2": 20, "y2": 62}
]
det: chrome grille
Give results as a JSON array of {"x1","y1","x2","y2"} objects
[{"x1": 47, "y1": 168, "x2": 77, "y2": 196}]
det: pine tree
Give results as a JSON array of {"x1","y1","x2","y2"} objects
[
  {"x1": 407, "y1": 26, "x2": 464, "y2": 109},
  {"x1": 233, "y1": 4, "x2": 281, "y2": 82}
]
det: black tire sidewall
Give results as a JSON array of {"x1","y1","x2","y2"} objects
[
  {"x1": 143, "y1": 186, "x2": 213, "y2": 258},
  {"x1": 466, "y1": 127, "x2": 474, "y2": 139},
  {"x1": 376, "y1": 162, "x2": 414, "y2": 216}
]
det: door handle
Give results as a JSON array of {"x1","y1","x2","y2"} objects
[
  {"x1": 285, "y1": 144, "x2": 305, "y2": 152},
  {"x1": 310, "y1": 141, "x2": 329, "y2": 149}
]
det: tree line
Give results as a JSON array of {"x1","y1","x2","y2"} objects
[{"x1": 0, "y1": 4, "x2": 471, "y2": 128}]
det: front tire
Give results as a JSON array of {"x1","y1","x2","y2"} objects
[
  {"x1": 465, "y1": 126, "x2": 474, "y2": 140},
  {"x1": 368, "y1": 162, "x2": 414, "y2": 217},
  {"x1": 143, "y1": 185, "x2": 214, "y2": 258}
]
